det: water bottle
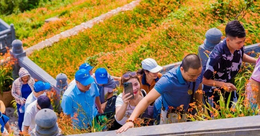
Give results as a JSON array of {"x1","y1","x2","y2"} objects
[{"x1": 19, "y1": 105, "x2": 25, "y2": 113}]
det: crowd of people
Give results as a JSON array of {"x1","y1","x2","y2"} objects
[{"x1": 0, "y1": 20, "x2": 259, "y2": 135}]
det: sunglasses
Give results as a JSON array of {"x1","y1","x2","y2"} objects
[{"x1": 122, "y1": 72, "x2": 138, "y2": 81}]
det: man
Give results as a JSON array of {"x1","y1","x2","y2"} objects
[
  {"x1": 203, "y1": 20, "x2": 257, "y2": 106},
  {"x1": 67, "y1": 63, "x2": 103, "y2": 114},
  {"x1": 23, "y1": 95, "x2": 52, "y2": 134},
  {"x1": 61, "y1": 69, "x2": 100, "y2": 129},
  {"x1": 116, "y1": 54, "x2": 203, "y2": 133},
  {"x1": 68, "y1": 63, "x2": 94, "y2": 87},
  {"x1": 25, "y1": 81, "x2": 51, "y2": 110},
  {"x1": 94, "y1": 68, "x2": 119, "y2": 112}
]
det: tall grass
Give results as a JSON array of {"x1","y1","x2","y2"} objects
[
  {"x1": 0, "y1": 51, "x2": 14, "y2": 93},
  {"x1": 189, "y1": 62, "x2": 259, "y2": 121}
]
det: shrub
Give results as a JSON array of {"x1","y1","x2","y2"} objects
[
  {"x1": 210, "y1": 0, "x2": 255, "y2": 22},
  {"x1": 0, "y1": 51, "x2": 14, "y2": 93},
  {"x1": 0, "y1": 0, "x2": 44, "y2": 15}
]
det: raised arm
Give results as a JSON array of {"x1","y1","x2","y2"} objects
[
  {"x1": 116, "y1": 88, "x2": 160, "y2": 133},
  {"x1": 115, "y1": 93, "x2": 133, "y2": 121}
]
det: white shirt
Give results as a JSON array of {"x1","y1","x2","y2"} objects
[
  {"x1": 23, "y1": 101, "x2": 39, "y2": 132},
  {"x1": 25, "y1": 92, "x2": 46, "y2": 110},
  {"x1": 115, "y1": 93, "x2": 136, "y2": 125}
]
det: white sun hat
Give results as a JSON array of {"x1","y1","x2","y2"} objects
[{"x1": 141, "y1": 58, "x2": 163, "y2": 73}]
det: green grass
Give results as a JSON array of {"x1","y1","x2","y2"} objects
[
  {"x1": 0, "y1": 0, "x2": 134, "y2": 47},
  {"x1": 29, "y1": 0, "x2": 184, "y2": 80},
  {"x1": 29, "y1": 0, "x2": 260, "y2": 81}
]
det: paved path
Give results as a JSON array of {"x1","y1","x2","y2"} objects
[{"x1": 6, "y1": 107, "x2": 19, "y2": 135}]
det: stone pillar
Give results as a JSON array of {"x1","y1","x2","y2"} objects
[
  {"x1": 54, "y1": 73, "x2": 68, "y2": 113},
  {"x1": 10, "y1": 39, "x2": 26, "y2": 80},
  {"x1": 56, "y1": 73, "x2": 68, "y2": 96},
  {"x1": 35, "y1": 109, "x2": 59, "y2": 136}
]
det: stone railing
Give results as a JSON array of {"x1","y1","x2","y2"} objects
[
  {"x1": 10, "y1": 39, "x2": 260, "y2": 135},
  {"x1": 0, "y1": 19, "x2": 15, "y2": 55},
  {"x1": 70, "y1": 115, "x2": 260, "y2": 136},
  {"x1": 159, "y1": 43, "x2": 260, "y2": 74},
  {"x1": 10, "y1": 40, "x2": 67, "y2": 112}
]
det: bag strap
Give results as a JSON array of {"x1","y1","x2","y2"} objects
[
  {"x1": 189, "y1": 82, "x2": 196, "y2": 104},
  {"x1": 141, "y1": 89, "x2": 146, "y2": 97}
]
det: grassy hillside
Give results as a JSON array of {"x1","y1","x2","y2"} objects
[
  {"x1": 0, "y1": 0, "x2": 134, "y2": 47},
  {"x1": 29, "y1": 0, "x2": 260, "y2": 82}
]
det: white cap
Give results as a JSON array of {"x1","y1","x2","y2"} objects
[{"x1": 141, "y1": 58, "x2": 163, "y2": 73}]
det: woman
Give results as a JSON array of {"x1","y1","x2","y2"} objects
[
  {"x1": 137, "y1": 58, "x2": 163, "y2": 94},
  {"x1": 11, "y1": 67, "x2": 35, "y2": 132},
  {"x1": 111, "y1": 71, "x2": 153, "y2": 130}
]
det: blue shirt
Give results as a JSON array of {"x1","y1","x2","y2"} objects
[
  {"x1": 21, "y1": 84, "x2": 32, "y2": 99},
  {"x1": 61, "y1": 82, "x2": 99, "y2": 129},
  {"x1": 0, "y1": 114, "x2": 9, "y2": 133},
  {"x1": 154, "y1": 66, "x2": 202, "y2": 112}
]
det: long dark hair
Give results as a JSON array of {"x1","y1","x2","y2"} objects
[{"x1": 137, "y1": 69, "x2": 149, "y2": 76}]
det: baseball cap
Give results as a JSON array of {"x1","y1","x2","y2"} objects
[
  {"x1": 37, "y1": 95, "x2": 52, "y2": 109},
  {"x1": 75, "y1": 69, "x2": 94, "y2": 86},
  {"x1": 95, "y1": 68, "x2": 108, "y2": 84},
  {"x1": 34, "y1": 81, "x2": 51, "y2": 93},
  {"x1": 141, "y1": 58, "x2": 163, "y2": 73},
  {"x1": 79, "y1": 63, "x2": 93, "y2": 72}
]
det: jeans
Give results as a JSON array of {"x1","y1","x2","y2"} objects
[{"x1": 17, "y1": 104, "x2": 24, "y2": 131}]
